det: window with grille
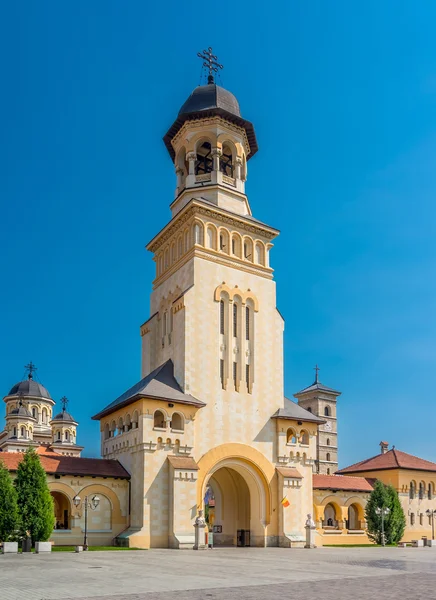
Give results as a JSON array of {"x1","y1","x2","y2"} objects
[
  {"x1": 233, "y1": 303, "x2": 237, "y2": 337},
  {"x1": 246, "y1": 364, "x2": 250, "y2": 392},
  {"x1": 233, "y1": 362, "x2": 237, "y2": 388},
  {"x1": 220, "y1": 359, "x2": 224, "y2": 388},
  {"x1": 246, "y1": 307, "x2": 250, "y2": 340},
  {"x1": 220, "y1": 300, "x2": 225, "y2": 334}
]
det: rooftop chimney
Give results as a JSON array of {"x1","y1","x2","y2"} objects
[{"x1": 380, "y1": 441, "x2": 389, "y2": 455}]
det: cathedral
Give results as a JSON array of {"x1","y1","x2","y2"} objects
[{"x1": 2, "y1": 52, "x2": 436, "y2": 549}]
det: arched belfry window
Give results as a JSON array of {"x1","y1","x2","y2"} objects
[
  {"x1": 324, "y1": 406, "x2": 331, "y2": 417},
  {"x1": 195, "y1": 142, "x2": 212, "y2": 174},
  {"x1": 220, "y1": 143, "x2": 234, "y2": 176}
]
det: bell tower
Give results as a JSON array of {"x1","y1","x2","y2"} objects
[{"x1": 294, "y1": 367, "x2": 341, "y2": 475}]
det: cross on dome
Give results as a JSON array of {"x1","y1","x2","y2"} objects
[
  {"x1": 61, "y1": 396, "x2": 69, "y2": 412},
  {"x1": 24, "y1": 361, "x2": 37, "y2": 380},
  {"x1": 314, "y1": 364, "x2": 320, "y2": 383},
  {"x1": 197, "y1": 47, "x2": 223, "y2": 84}
]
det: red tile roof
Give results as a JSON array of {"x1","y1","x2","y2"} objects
[
  {"x1": 313, "y1": 474, "x2": 374, "y2": 492},
  {"x1": 337, "y1": 448, "x2": 436, "y2": 474},
  {"x1": 0, "y1": 451, "x2": 130, "y2": 479}
]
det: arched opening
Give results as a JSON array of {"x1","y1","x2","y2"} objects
[
  {"x1": 429, "y1": 482, "x2": 434, "y2": 500},
  {"x1": 243, "y1": 238, "x2": 253, "y2": 261},
  {"x1": 154, "y1": 410, "x2": 166, "y2": 429},
  {"x1": 323, "y1": 503, "x2": 339, "y2": 529},
  {"x1": 219, "y1": 229, "x2": 230, "y2": 253},
  {"x1": 231, "y1": 234, "x2": 242, "y2": 258},
  {"x1": 286, "y1": 428, "x2": 297, "y2": 444},
  {"x1": 300, "y1": 430, "x2": 309, "y2": 445},
  {"x1": 171, "y1": 412, "x2": 184, "y2": 432},
  {"x1": 176, "y1": 147, "x2": 187, "y2": 188},
  {"x1": 347, "y1": 504, "x2": 360, "y2": 530},
  {"x1": 206, "y1": 225, "x2": 217, "y2": 250},
  {"x1": 32, "y1": 407, "x2": 37, "y2": 419},
  {"x1": 326, "y1": 452, "x2": 331, "y2": 461},
  {"x1": 51, "y1": 491, "x2": 71, "y2": 530},
  {"x1": 204, "y1": 460, "x2": 266, "y2": 547},
  {"x1": 65, "y1": 430, "x2": 70, "y2": 442},
  {"x1": 104, "y1": 423, "x2": 110, "y2": 440},
  {"x1": 42, "y1": 408, "x2": 48, "y2": 424},
  {"x1": 220, "y1": 142, "x2": 234, "y2": 177},
  {"x1": 307, "y1": 407, "x2": 312, "y2": 413},
  {"x1": 326, "y1": 438, "x2": 330, "y2": 446},
  {"x1": 255, "y1": 242, "x2": 265, "y2": 265},
  {"x1": 195, "y1": 141, "x2": 212, "y2": 175},
  {"x1": 78, "y1": 493, "x2": 112, "y2": 533},
  {"x1": 419, "y1": 481, "x2": 425, "y2": 500},
  {"x1": 409, "y1": 481, "x2": 416, "y2": 499},
  {"x1": 324, "y1": 406, "x2": 331, "y2": 417}
]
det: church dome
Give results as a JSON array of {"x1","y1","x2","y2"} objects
[
  {"x1": 164, "y1": 83, "x2": 258, "y2": 162},
  {"x1": 51, "y1": 410, "x2": 76, "y2": 423},
  {"x1": 8, "y1": 379, "x2": 51, "y2": 399},
  {"x1": 178, "y1": 84, "x2": 241, "y2": 118},
  {"x1": 10, "y1": 403, "x2": 34, "y2": 418}
]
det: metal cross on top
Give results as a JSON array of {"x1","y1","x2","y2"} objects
[
  {"x1": 197, "y1": 47, "x2": 223, "y2": 84},
  {"x1": 24, "y1": 361, "x2": 37, "y2": 380},
  {"x1": 314, "y1": 364, "x2": 320, "y2": 383},
  {"x1": 60, "y1": 396, "x2": 69, "y2": 412}
]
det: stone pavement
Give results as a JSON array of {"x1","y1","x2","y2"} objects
[{"x1": 1, "y1": 547, "x2": 436, "y2": 600}]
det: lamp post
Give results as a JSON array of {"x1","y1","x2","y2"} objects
[
  {"x1": 73, "y1": 494, "x2": 100, "y2": 551},
  {"x1": 375, "y1": 506, "x2": 390, "y2": 546},
  {"x1": 426, "y1": 509, "x2": 436, "y2": 541}
]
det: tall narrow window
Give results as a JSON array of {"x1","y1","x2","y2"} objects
[
  {"x1": 220, "y1": 300, "x2": 225, "y2": 334},
  {"x1": 233, "y1": 362, "x2": 237, "y2": 389},
  {"x1": 220, "y1": 359, "x2": 225, "y2": 388},
  {"x1": 246, "y1": 307, "x2": 250, "y2": 340},
  {"x1": 220, "y1": 234, "x2": 224, "y2": 250},
  {"x1": 233, "y1": 303, "x2": 237, "y2": 337},
  {"x1": 232, "y1": 239, "x2": 236, "y2": 254},
  {"x1": 163, "y1": 311, "x2": 167, "y2": 336},
  {"x1": 246, "y1": 364, "x2": 250, "y2": 392},
  {"x1": 326, "y1": 453, "x2": 331, "y2": 461},
  {"x1": 170, "y1": 310, "x2": 173, "y2": 332}
]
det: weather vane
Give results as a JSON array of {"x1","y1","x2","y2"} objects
[
  {"x1": 24, "y1": 361, "x2": 37, "y2": 380},
  {"x1": 197, "y1": 47, "x2": 223, "y2": 84},
  {"x1": 61, "y1": 396, "x2": 69, "y2": 412},
  {"x1": 314, "y1": 364, "x2": 320, "y2": 383}
]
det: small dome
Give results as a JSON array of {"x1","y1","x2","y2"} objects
[
  {"x1": 10, "y1": 404, "x2": 34, "y2": 418},
  {"x1": 178, "y1": 84, "x2": 241, "y2": 117},
  {"x1": 8, "y1": 379, "x2": 51, "y2": 399},
  {"x1": 52, "y1": 410, "x2": 75, "y2": 423}
]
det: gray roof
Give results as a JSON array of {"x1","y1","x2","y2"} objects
[
  {"x1": 294, "y1": 380, "x2": 341, "y2": 397},
  {"x1": 8, "y1": 379, "x2": 51, "y2": 399},
  {"x1": 92, "y1": 360, "x2": 205, "y2": 420},
  {"x1": 272, "y1": 398, "x2": 326, "y2": 424},
  {"x1": 51, "y1": 410, "x2": 76, "y2": 423},
  {"x1": 179, "y1": 84, "x2": 241, "y2": 117},
  {"x1": 163, "y1": 84, "x2": 258, "y2": 161},
  {"x1": 10, "y1": 404, "x2": 35, "y2": 419}
]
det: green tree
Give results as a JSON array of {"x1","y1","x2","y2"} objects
[
  {"x1": 14, "y1": 449, "x2": 54, "y2": 543},
  {"x1": 365, "y1": 479, "x2": 406, "y2": 545},
  {"x1": 0, "y1": 460, "x2": 19, "y2": 542}
]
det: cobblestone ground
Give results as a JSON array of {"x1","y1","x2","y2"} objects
[{"x1": 1, "y1": 547, "x2": 436, "y2": 600}]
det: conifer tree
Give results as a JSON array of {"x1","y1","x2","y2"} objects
[
  {"x1": 0, "y1": 459, "x2": 19, "y2": 542},
  {"x1": 365, "y1": 479, "x2": 406, "y2": 545},
  {"x1": 14, "y1": 449, "x2": 54, "y2": 543}
]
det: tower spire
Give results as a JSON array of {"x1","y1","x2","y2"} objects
[
  {"x1": 197, "y1": 47, "x2": 223, "y2": 84},
  {"x1": 314, "y1": 364, "x2": 320, "y2": 384}
]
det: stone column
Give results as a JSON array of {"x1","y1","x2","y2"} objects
[
  {"x1": 235, "y1": 156, "x2": 242, "y2": 179},
  {"x1": 193, "y1": 510, "x2": 207, "y2": 550},
  {"x1": 305, "y1": 514, "x2": 316, "y2": 549},
  {"x1": 211, "y1": 147, "x2": 221, "y2": 171},
  {"x1": 175, "y1": 166, "x2": 184, "y2": 192},
  {"x1": 187, "y1": 152, "x2": 196, "y2": 175}
]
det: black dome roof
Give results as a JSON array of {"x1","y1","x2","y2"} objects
[
  {"x1": 8, "y1": 379, "x2": 51, "y2": 399},
  {"x1": 178, "y1": 84, "x2": 241, "y2": 117},
  {"x1": 52, "y1": 410, "x2": 76, "y2": 423},
  {"x1": 164, "y1": 83, "x2": 258, "y2": 162},
  {"x1": 10, "y1": 404, "x2": 34, "y2": 418}
]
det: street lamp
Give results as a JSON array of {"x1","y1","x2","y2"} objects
[
  {"x1": 73, "y1": 495, "x2": 100, "y2": 551},
  {"x1": 426, "y1": 509, "x2": 436, "y2": 541},
  {"x1": 375, "y1": 506, "x2": 390, "y2": 546}
]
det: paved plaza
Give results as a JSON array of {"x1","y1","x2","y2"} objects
[{"x1": 1, "y1": 547, "x2": 436, "y2": 600}]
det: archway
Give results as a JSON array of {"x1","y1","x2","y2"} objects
[
  {"x1": 348, "y1": 504, "x2": 360, "y2": 530},
  {"x1": 51, "y1": 491, "x2": 71, "y2": 530},
  {"x1": 322, "y1": 503, "x2": 339, "y2": 529},
  {"x1": 202, "y1": 458, "x2": 268, "y2": 547}
]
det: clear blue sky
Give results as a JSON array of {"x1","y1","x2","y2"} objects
[{"x1": 1, "y1": 1, "x2": 435, "y2": 464}]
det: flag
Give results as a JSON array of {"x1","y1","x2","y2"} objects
[{"x1": 281, "y1": 496, "x2": 290, "y2": 508}]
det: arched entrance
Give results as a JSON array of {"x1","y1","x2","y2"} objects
[
  {"x1": 51, "y1": 491, "x2": 71, "y2": 530},
  {"x1": 202, "y1": 458, "x2": 268, "y2": 547}
]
